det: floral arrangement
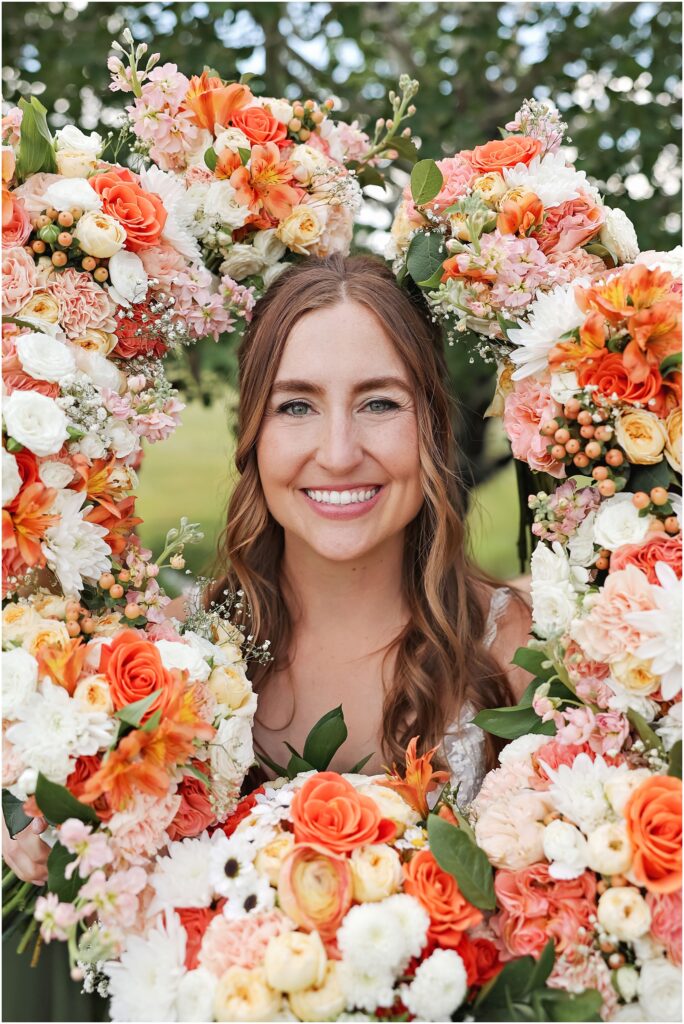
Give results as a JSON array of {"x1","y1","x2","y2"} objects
[{"x1": 108, "y1": 30, "x2": 419, "y2": 329}]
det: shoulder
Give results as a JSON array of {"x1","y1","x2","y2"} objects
[
  {"x1": 480, "y1": 581, "x2": 533, "y2": 702},
  {"x1": 164, "y1": 594, "x2": 190, "y2": 622}
]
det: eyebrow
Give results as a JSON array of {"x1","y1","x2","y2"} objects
[{"x1": 271, "y1": 376, "x2": 411, "y2": 397}]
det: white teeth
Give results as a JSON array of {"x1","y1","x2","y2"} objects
[{"x1": 305, "y1": 487, "x2": 380, "y2": 505}]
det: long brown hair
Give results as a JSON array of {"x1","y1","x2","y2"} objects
[{"x1": 211, "y1": 254, "x2": 514, "y2": 770}]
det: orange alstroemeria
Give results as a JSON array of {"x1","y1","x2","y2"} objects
[
  {"x1": 230, "y1": 143, "x2": 302, "y2": 221},
  {"x1": 2, "y1": 482, "x2": 58, "y2": 567},
  {"x1": 36, "y1": 637, "x2": 88, "y2": 696},
  {"x1": 215, "y1": 148, "x2": 242, "y2": 180},
  {"x1": 85, "y1": 498, "x2": 142, "y2": 558},
  {"x1": 623, "y1": 300, "x2": 682, "y2": 384},
  {"x1": 548, "y1": 310, "x2": 608, "y2": 374},
  {"x1": 576, "y1": 264, "x2": 676, "y2": 324},
  {"x1": 379, "y1": 736, "x2": 450, "y2": 819},
  {"x1": 496, "y1": 189, "x2": 544, "y2": 236},
  {"x1": 183, "y1": 72, "x2": 253, "y2": 132}
]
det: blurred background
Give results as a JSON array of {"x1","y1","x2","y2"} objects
[{"x1": 3, "y1": 0, "x2": 682, "y2": 589}]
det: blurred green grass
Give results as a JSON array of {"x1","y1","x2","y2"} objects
[{"x1": 137, "y1": 398, "x2": 520, "y2": 594}]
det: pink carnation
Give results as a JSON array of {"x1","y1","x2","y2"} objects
[
  {"x1": 107, "y1": 790, "x2": 181, "y2": 867},
  {"x1": 647, "y1": 890, "x2": 682, "y2": 965},
  {"x1": 547, "y1": 248, "x2": 609, "y2": 285},
  {"x1": 427, "y1": 155, "x2": 476, "y2": 215},
  {"x1": 572, "y1": 565, "x2": 658, "y2": 664},
  {"x1": 472, "y1": 760, "x2": 537, "y2": 815},
  {"x1": 198, "y1": 910, "x2": 295, "y2": 977},
  {"x1": 549, "y1": 948, "x2": 619, "y2": 1021},
  {"x1": 503, "y1": 378, "x2": 566, "y2": 478},
  {"x1": 47, "y1": 268, "x2": 117, "y2": 339},
  {"x1": 3, "y1": 196, "x2": 32, "y2": 248},
  {"x1": 533, "y1": 196, "x2": 604, "y2": 255},
  {"x1": 2, "y1": 246, "x2": 37, "y2": 315}
]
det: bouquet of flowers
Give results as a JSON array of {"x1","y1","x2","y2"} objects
[{"x1": 108, "y1": 30, "x2": 419, "y2": 331}]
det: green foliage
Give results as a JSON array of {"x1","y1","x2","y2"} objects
[
  {"x1": 406, "y1": 230, "x2": 447, "y2": 286},
  {"x1": 34, "y1": 774, "x2": 99, "y2": 827},
  {"x1": 15, "y1": 96, "x2": 56, "y2": 180},
  {"x1": 2, "y1": 791, "x2": 32, "y2": 839},
  {"x1": 668, "y1": 740, "x2": 682, "y2": 779},
  {"x1": 257, "y1": 705, "x2": 359, "y2": 778},
  {"x1": 114, "y1": 689, "x2": 162, "y2": 728},
  {"x1": 410, "y1": 158, "x2": 443, "y2": 205},
  {"x1": 427, "y1": 814, "x2": 496, "y2": 910},
  {"x1": 47, "y1": 842, "x2": 82, "y2": 902}
]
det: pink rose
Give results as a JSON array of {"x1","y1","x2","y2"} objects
[
  {"x1": 47, "y1": 268, "x2": 117, "y2": 339},
  {"x1": 647, "y1": 890, "x2": 682, "y2": 965},
  {"x1": 140, "y1": 244, "x2": 187, "y2": 290},
  {"x1": 3, "y1": 196, "x2": 31, "y2": 248},
  {"x1": 503, "y1": 378, "x2": 566, "y2": 478},
  {"x1": 572, "y1": 565, "x2": 658, "y2": 664},
  {"x1": 198, "y1": 910, "x2": 294, "y2": 976},
  {"x1": 2, "y1": 246, "x2": 37, "y2": 315},
  {"x1": 533, "y1": 196, "x2": 604, "y2": 255}
]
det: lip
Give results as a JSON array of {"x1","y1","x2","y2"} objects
[{"x1": 300, "y1": 485, "x2": 385, "y2": 520}]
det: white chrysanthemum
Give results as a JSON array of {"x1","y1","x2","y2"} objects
[
  {"x1": 105, "y1": 910, "x2": 187, "y2": 1022},
  {"x1": 600, "y1": 207, "x2": 639, "y2": 263},
  {"x1": 138, "y1": 165, "x2": 203, "y2": 262},
  {"x1": 338, "y1": 895, "x2": 428, "y2": 977},
  {"x1": 2, "y1": 648, "x2": 39, "y2": 718},
  {"x1": 42, "y1": 491, "x2": 111, "y2": 596},
  {"x1": 543, "y1": 819, "x2": 589, "y2": 879},
  {"x1": 184, "y1": 181, "x2": 213, "y2": 239},
  {"x1": 635, "y1": 246, "x2": 683, "y2": 279},
  {"x1": 15, "y1": 332, "x2": 76, "y2": 383},
  {"x1": 401, "y1": 948, "x2": 468, "y2": 1022},
  {"x1": 148, "y1": 834, "x2": 215, "y2": 915},
  {"x1": 154, "y1": 638, "x2": 211, "y2": 683},
  {"x1": 503, "y1": 150, "x2": 599, "y2": 207},
  {"x1": 338, "y1": 961, "x2": 397, "y2": 1014},
  {"x1": 379, "y1": 893, "x2": 430, "y2": 961},
  {"x1": 208, "y1": 831, "x2": 257, "y2": 898},
  {"x1": 539, "y1": 753, "x2": 627, "y2": 834},
  {"x1": 175, "y1": 967, "x2": 216, "y2": 1022},
  {"x1": 593, "y1": 493, "x2": 653, "y2": 552},
  {"x1": 655, "y1": 701, "x2": 682, "y2": 752},
  {"x1": 509, "y1": 284, "x2": 585, "y2": 380},
  {"x1": 2, "y1": 449, "x2": 22, "y2": 506},
  {"x1": 625, "y1": 562, "x2": 682, "y2": 700}
]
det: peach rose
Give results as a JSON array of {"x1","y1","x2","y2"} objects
[
  {"x1": 503, "y1": 378, "x2": 566, "y2": 478},
  {"x1": 231, "y1": 106, "x2": 288, "y2": 148},
  {"x1": 532, "y1": 196, "x2": 604, "y2": 255},
  {"x1": 2, "y1": 246, "x2": 37, "y2": 316},
  {"x1": 647, "y1": 890, "x2": 682, "y2": 965},
  {"x1": 89, "y1": 169, "x2": 167, "y2": 251},
  {"x1": 615, "y1": 409, "x2": 668, "y2": 465},
  {"x1": 664, "y1": 407, "x2": 682, "y2": 472},
  {"x1": 402, "y1": 848, "x2": 482, "y2": 948},
  {"x1": 425, "y1": 155, "x2": 476, "y2": 215},
  {"x1": 625, "y1": 776, "x2": 682, "y2": 893},
  {"x1": 470, "y1": 136, "x2": 542, "y2": 174},
  {"x1": 277, "y1": 843, "x2": 353, "y2": 941},
  {"x1": 140, "y1": 244, "x2": 187, "y2": 290},
  {"x1": 167, "y1": 771, "x2": 215, "y2": 840},
  {"x1": 3, "y1": 195, "x2": 31, "y2": 247},
  {"x1": 577, "y1": 354, "x2": 665, "y2": 410},
  {"x1": 474, "y1": 789, "x2": 552, "y2": 869},
  {"x1": 99, "y1": 629, "x2": 174, "y2": 720},
  {"x1": 290, "y1": 772, "x2": 395, "y2": 854},
  {"x1": 546, "y1": 248, "x2": 609, "y2": 284},
  {"x1": 609, "y1": 533, "x2": 682, "y2": 585}
]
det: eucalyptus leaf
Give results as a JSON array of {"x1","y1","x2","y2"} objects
[
  {"x1": 302, "y1": 706, "x2": 348, "y2": 770},
  {"x1": 2, "y1": 791, "x2": 32, "y2": 839},
  {"x1": 410, "y1": 159, "x2": 443, "y2": 206},
  {"x1": 427, "y1": 814, "x2": 496, "y2": 910},
  {"x1": 35, "y1": 774, "x2": 98, "y2": 827},
  {"x1": 406, "y1": 231, "x2": 447, "y2": 288}
]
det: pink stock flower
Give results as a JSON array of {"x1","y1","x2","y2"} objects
[
  {"x1": 3, "y1": 196, "x2": 31, "y2": 247},
  {"x1": 573, "y1": 676, "x2": 614, "y2": 709},
  {"x1": 60, "y1": 818, "x2": 114, "y2": 880},
  {"x1": 48, "y1": 268, "x2": 117, "y2": 338},
  {"x1": 647, "y1": 890, "x2": 682, "y2": 965},
  {"x1": 2, "y1": 106, "x2": 23, "y2": 147},
  {"x1": 555, "y1": 707, "x2": 595, "y2": 746},
  {"x1": 79, "y1": 866, "x2": 148, "y2": 928},
  {"x1": 181, "y1": 291, "x2": 235, "y2": 341},
  {"x1": 140, "y1": 63, "x2": 190, "y2": 110},
  {"x1": 532, "y1": 196, "x2": 604, "y2": 255},
  {"x1": 107, "y1": 790, "x2": 181, "y2": 866},
  {"x1": 592, "y1": 712, "x2": 630, "y2": 756},
  {"x1": 220, "y1": 276, "x2": 257, "y2": 320},
  {"x1": 503, "y1": 378, "x2": 566, "y2": 478},
  {"x1": 135, "y1": 397, "x2": 184, "y2": 443},
  {"x1": 572, "y1": 565, "x2": 658, "y2": 664},
  {"x1": 2, "y1": 246, "x2": 37, "y2": 315},
  {"x1": 129, "y1": 100, "x2": 203, "y2": 171},
  {"x1": 198, "y1": 910, "x2": 295, "y2": 977},
  {"x1": 35, "y1": 892, "x2": 80, "y2": 942}
]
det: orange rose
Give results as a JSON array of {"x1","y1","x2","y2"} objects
[
  {"x1": 577, "y1": 353, "x2": 665, "y2": 408},
  {"x1": 290, "y1": 772, "x2": 396, "y2": 854},
  {"x1": 625, "y1": 776, "x2": 682, "y2": 893},
  {"x1": 278, "y1": 843, "x2": 353, "y2": 940},
  {"x1": 99, "y1": 629, "x2": 173, "y2": 719},
  {"x1": 231, "y1": 106, "x2": 288, "y2": 148},
  {"x1": 497, "y1": 189, "x2": 544, "y2": 236},
  {"x1": 89, "y1": 170, "x2": 167, "y2": 251},
  {"x1": 470, "y1": 136, "x2": 542, "y2": 175},
  {"x1": 184, "y1": 72, "x2": 253, "y2": 131},
  {"x1": 403, "y1": 848, "x2": 482, "y2": 948}
]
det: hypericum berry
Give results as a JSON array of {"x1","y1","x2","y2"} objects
[
  {"x1": 93, "y1": 266, "x2": 108, "y2": 283},
  {"x1": 664, "y1": 516, "x2": 680, "y2": 534},
  {"x1": 109, "y1": 583, "x2": 124, "y2": 600},
  {"x1": 288, "y1": 118, "x2": 302, "y2": 132},
  {"x1": 578, "y1": 410, "x2": 593, "y2": 426},
  {"x1": 580, "y1": 424, "x2": 595, "y2": 439},
  {"x1": 565, "y1": 438, "x2": 581, "y2": 455},
  {"x1": 585, "y1": 440, "x2": 602, "y2": 460},
  {"x1": 564, "y1": 398, "x2": 581, "y2": 418},
  {"x1": 595, "y1": 555, "x2": 609, "y2": 571},
  {"x1": 118, "y1": 569, "x2": 131, "y2": 583},
  {"x1": 57, "y1": 211, "x2": 74, "y2": 228},
  {"x1": 598, "y1": 479, "x2": 616, "y2": 497},
  {"x1": 65, "y1": 600, "x2": 81, "y2": 620},
  {"x1": 98, "y1": 572, "x2": 116, "y2": 590},
  {"x1": 551, "y1": 444, "x2": 567, "y2": 460},
  {"x1": 541, "y1": 419, "x2": 559, "y2": 436},
  {"x1": 70, "y1": 206, "x2": 83, "y2": 220},
  {"x1": 31, "y1": 240, "x2": 46, "y2": 255},
  {"x1": 650, "y1": 487, "x2": 669, "y2": 506},
  {"x1": 632, "y1": 492, "x2": 650, "y2": 510},
  {"x1": 57, "y1": 231, "x2": 73, "y2": 247},
  {"x1": 594, "y1": 425, "x2": 613, "y2": 442},
  {"x1": 45, "y1": 206, "x2": 59, "y2": 221},
  {"x1": 124, "y1": 603, "x2": 141, "y2": 619},
  {"x1": 573, "y1": 452, "x2": 590, "y2": 468},
  {"x1": 605, "y1": 449, "x2": 624, "y2": 467},
  {"x1": 592, "y1": 466, "x2": 609, "y2": 481},
  {"x1": 51, "y1": 251, "x2": 68, "y2": 267},
  {"x1": 66, "y1": 620, "x2": 81, "y2": 637},
  {"x1": 554, "y1": 428, "x2": 571, "y2": 445},
  {"x1": 81, "y1": 618, "x2": 95, "y2": 634},
  {"x1": 81, "y1": 256, "x2": 97, "y2": 271}
]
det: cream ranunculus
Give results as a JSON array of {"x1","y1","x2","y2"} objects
[
  {"x1": 213, "y1": 126, "x2": 251, "y2": 156},
  {"x1": 604, "y1": 768, "x2": 652, "y2": 817},
  {"x1": 586, "y1": 822, "x2": 633, "y2": 875},
  {"x1": 290, "y1": 144, "x2": 331, "y2": 186},
  {"x1": 276, "y1": 205, "x2": 324, "y2": 255},
  {"x1": 2, "y1": 449, "x2": 22, "y2": 506},
  {"x1": 3, "y1": 390, "x2": 69, "y2": 456},
  {"x1": 18, "y1": 292, "x2": 60, "y2": 324},
  {"x1": 472, "y1": 172, "x2": 508, "y2": 207},
  {"x1": 664, "y1": 408, "x2": 681, "y2": 473},
  {"x1": 23, "y1": 618, "x2": 70, "y2": 657},
  {"x1": 213, "y1": 966, "x2": 281, "y2": 1022},
  {"x1": 615, "y1": 410, "x2": 668, "y2": 465},
  {"x1": 358, "y1": 782, "x2": 420, "y2": 836},
  {"x1": 597, "y1": 887, "x2": 651, "y2": 941},
  {"x1": 254, "y1": 831, "x2": 295, "y2": 886},
  {"x1": 43, "y1": 177, "x2": 102, "y2": 213},
  {"x1": 31, "y1": 594, "x2": 68, "y2": 618},
  {"x1": 74, "y1": 211, "x2": 127, "y2": 259},
  {"x1": 252, "y1": 228, "x2": 287, "y2": 266},
  {"x1": 350, "y1": 843, "x2": 402, "y2": 902},
  {"x1": 73, "y1": 674, "x2": 114, "y2": 714},
  {"x1": 637, "y1": 958, "x2": 682, "y2": 1022},
  {"x1": 263, "y1": 930, "x2": 327, "y2": 993},
  {"x1": 207, "y1": 664, "x2": 255, "y2": 715},
  {"x1": 219, "y1": 243, "x2": 266, "y2": 281},
  {"x1": 262, "y1": 262, "x2": 290, "y2": 289},
  {"x1": 56, "y1": 150, "x2": 100, "y2": 178},
  {"x1": 287, "y1": 962, "x2": 346, "y2": 1022},
  {"x1": 611, "y1": 654, "x2": 660, "y2": 697},
  {"x1": 2, "y1": 602, "x2": 41, "y2": 643},
  {"x1": 15, "y1": 332, "x2": 76, "y2": 383},
  {"x1": 70, "y1": 328, "x2": 118, "y2": 356}
]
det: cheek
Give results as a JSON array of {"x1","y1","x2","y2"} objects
[{"x1": 371, "y1": 414, "x2": 421, "y2": 486}]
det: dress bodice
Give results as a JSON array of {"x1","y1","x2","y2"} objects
[{"x1": 442, "y1": 588, "x2": 512, "y2": 806}]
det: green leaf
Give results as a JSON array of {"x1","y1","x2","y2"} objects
[
  {"x1": 2, "y1": 791, "x2": 32, "y2": 839},
  {"x1": 114, "y1": 690, "x2": 162, "y2": 728},
  {"x1": 628, "y1": 460, "x2": 673, "y2": 494},
  {"x1": 475, "y1": 955, "x2": 536, "y2": 1010},
  {"x1": 349, "y1": 753, "x2": 374, "y2": 773},
  {"x1": 16, "y1": 96, "x2": 56, "y2": 181},
  {"x1": 239, "y1": 72, "x2": 256, "y2": 85},
  {"x1": 427, "y1": 814, "x2": 496, "y2": 910},
  {"x1": 541, "y1": 987, "x2": 603, "y2": 1021},
  {"x1": 660, "y1": 351, "x2": 682, "y2": 376},
  {"x1": 473, "y1": 705, "x2": 556, "y2": 740},
  {"x1": 302, "y1": 706, "x2": 348, "y2": 771},
  {"x1": 238, "y1": 147, "x2": 251, "y2": 165},
  {"x1": 140, "y1": 709, "x2": 162, "y2": 733},
  {"x1": 47, "y1": 842, "x2": 82, "y2": 902},
  {"x1": 668, "y1": 739, "x2": 682, "y2": 779},
  {"x1": 5, "y1": 437, "x2": 24, "y2": 454},
  {"x1": 256, "y1": 749, "x2": 288, "y2": 778},
  {"x1": 204, "y1": 147, "x2": 218, "y2": 172},
  {"x1": 527, "y1": 939, "x2": 555, "y2": 990},
  {"x1": 410, "y1": 159, "x2": 443, "y2": 206},
  {"x1": 356, "y1": 165, "x2": 386, "y2": 189},
  {"x1": 585, "y1": 240, "x2": 617, "y2": 265},
  {"x1": 184, "y1": 763, "x2": 211, "y2": 787},
  {"x1": 34, "y1": 774, "x2": 98, "y2": 828},
  {"x1": 627, "y1": 708, "x2": 665, "y2": 755},
  {"x1": 386, "y1": 134, "x2": 419, "y2": 162},
  {"x1": 287, "y1": 753, "x2": 315, "y2": 779},
  {"x1": 511, "y1": 647, "x2": 555, "y2": 682},
  {"x1": 406, "y1": 231, "x2": 447, "y2": 288}
]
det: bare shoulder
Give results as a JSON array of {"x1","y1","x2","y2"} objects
[
  {"x1": 164, "y1": 594, "x2": 190, "y2": 622},
  {"x1": 485, "y1": 580, "x2": 534, "y2": 702}
]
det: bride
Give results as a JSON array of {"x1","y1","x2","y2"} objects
[{"x1": 3, "y1": 253, "x2": 531, "y2": 881}]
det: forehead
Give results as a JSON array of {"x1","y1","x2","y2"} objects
[{"x1": 275, "y1": 300, "x2": 409, "y2": 383}]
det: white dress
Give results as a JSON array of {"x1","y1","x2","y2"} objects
[{"x1": 442, "y1": 588, "x2": 512, "y2": 806}]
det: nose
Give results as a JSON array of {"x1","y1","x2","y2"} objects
[{"x1": 314, "y1": 410, "x2": 364, "y2": 476}]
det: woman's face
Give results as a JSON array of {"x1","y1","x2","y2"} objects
[{"x1": 256, "y1": 300, "x2": 424, "y2": 564}]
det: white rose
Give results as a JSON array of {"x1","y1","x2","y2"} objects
[
  {"x1": 291, "y1": 144, "x2": 331, "y2": 185},
  {"x1": 597, "y1": 886, "x2": 651, "y2": 941},
  {"x1": 39, "y1": 460, "x2": 76, "y2": 489},
  {"x1": 107, "y1": 250, "x2": 148, "y2": 306},
  {"x1": 184, "y1": 128, "x2": 214, "y2": 167},
  {"x1": 615, "y1": 965, "x2": 639, "y2": 1003},
  {"x1": 2, "y1": 648, "x2": 39, "y2": 718},
  {"x1": 74, "y1": 211, "x2": 126, "y2": 259},
  {"x1": 3, "y1": 391, "x2": 69, "y2": 456},
  {"x1": 176, "y1": 968, "x2": 217, "y2": 1022},
  {"x1": 586, "y1": 822, "x2": 633, "y2": 875},
  {"x1": 350, "y1": 844, "x2": 402, "y2": 902},
  {"x1": 219, "y1": 242, "x2": 265, "y2": 281},
  {"x1": 264, "y1": 931, "x2": 327, "y2": 993},
  {"x1": 55, "y1": 151, "x2": 100, "y2": 178},
  {"x1": 76, "y1": 433, "x2": 107, "y2": 461},
  {"x1": 637, "y1": 959, "x2": 682, "y2": 1022},
  {"x1": 72, "y1": 348, "x2": 125, "y2": 393},
  {"x1": 2, "y1": 449, "x2": 22, "y2": 506},
  {"x1": 655, "y1": 702, "x2": 683, "y2": 752},
  {"x1": 263, "y1": 262, "x2": 290, "y2": 288},
  {"x1": 635, "y1": 246, "x2": 683, "y2": 279},
  {"x1": 107, "y1": 421, "x2": 139, "y2": 459},
  {"x1": 358, "y1": 783, "x2": 420, "y2": 836},
  {"x1": 43, "y1": 177, "x2": 102, "y2": 213},
  {"x1": 599, "y1": 207, "x2": 639, "y2": 263},
  {"x1": 498, "y1": 733, "x2": 549, "y2": 766},
  {"x1": 204, "y1": 182, "x2": 252, "y2": 231},
  {"x1": 593, "y1": 493, "x2": 653, "y2": 551},
  {"x1": 155, "y1": 639, "x2": 211, "y2": 683},
  {"x1": 543, "y1": 820, "x2": 589, "y2": 879},
  {"x1": 567, "y1": 511, "x2": 598, "y2": 568},
  {"x1": 213, "y1": 127, "x2": 251, "y2": 156},
  {"x1": 15, "y1": 332, "x2": 76, "y2": 383},
  {"x1": 604, "y1": 768, "x2": 651, "y2": 816},
  {"x1": 252, "y1": 229, "x2": 287, "y2": 266},
  {"x1": 210, "y1": 715, "x2": 254, "y2": 783},
  {"x1": 531, "y1": 578, "x2": 577, "y2": 639},
  {"x1": 287, "y1": 962, "x2": 345, "y2": 1022},
  {"x1": 55, "y1": 125, "x2": 103, "y2": 154}
]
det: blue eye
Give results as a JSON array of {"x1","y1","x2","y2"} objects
[
  {"x1": 278, "y1": 400, "x2": 312, "y2": 417},
  {"x1": 365, "y1": 398, "x2": 399, "y2": 413}
]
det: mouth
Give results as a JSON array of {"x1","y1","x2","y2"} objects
[{"x1": 302, "y1": 486, "x2": 381, "y2": 506}]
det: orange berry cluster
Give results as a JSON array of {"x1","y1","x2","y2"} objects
[
  {"x1": 631, "y1": 489, "x2": 680, "y2": 535},
  {"x1": 25, "y1": 207, "x2": 109, "y2": 281},
  {"x1": 98, "y1": 570, "x2": 146, "y2": 621},
  {"x1": 288, "y1": 97, "x2": 335, "y2": 141},
  {"x1": 541, "y1": 396, "x2": 625, "y2": 497}
]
